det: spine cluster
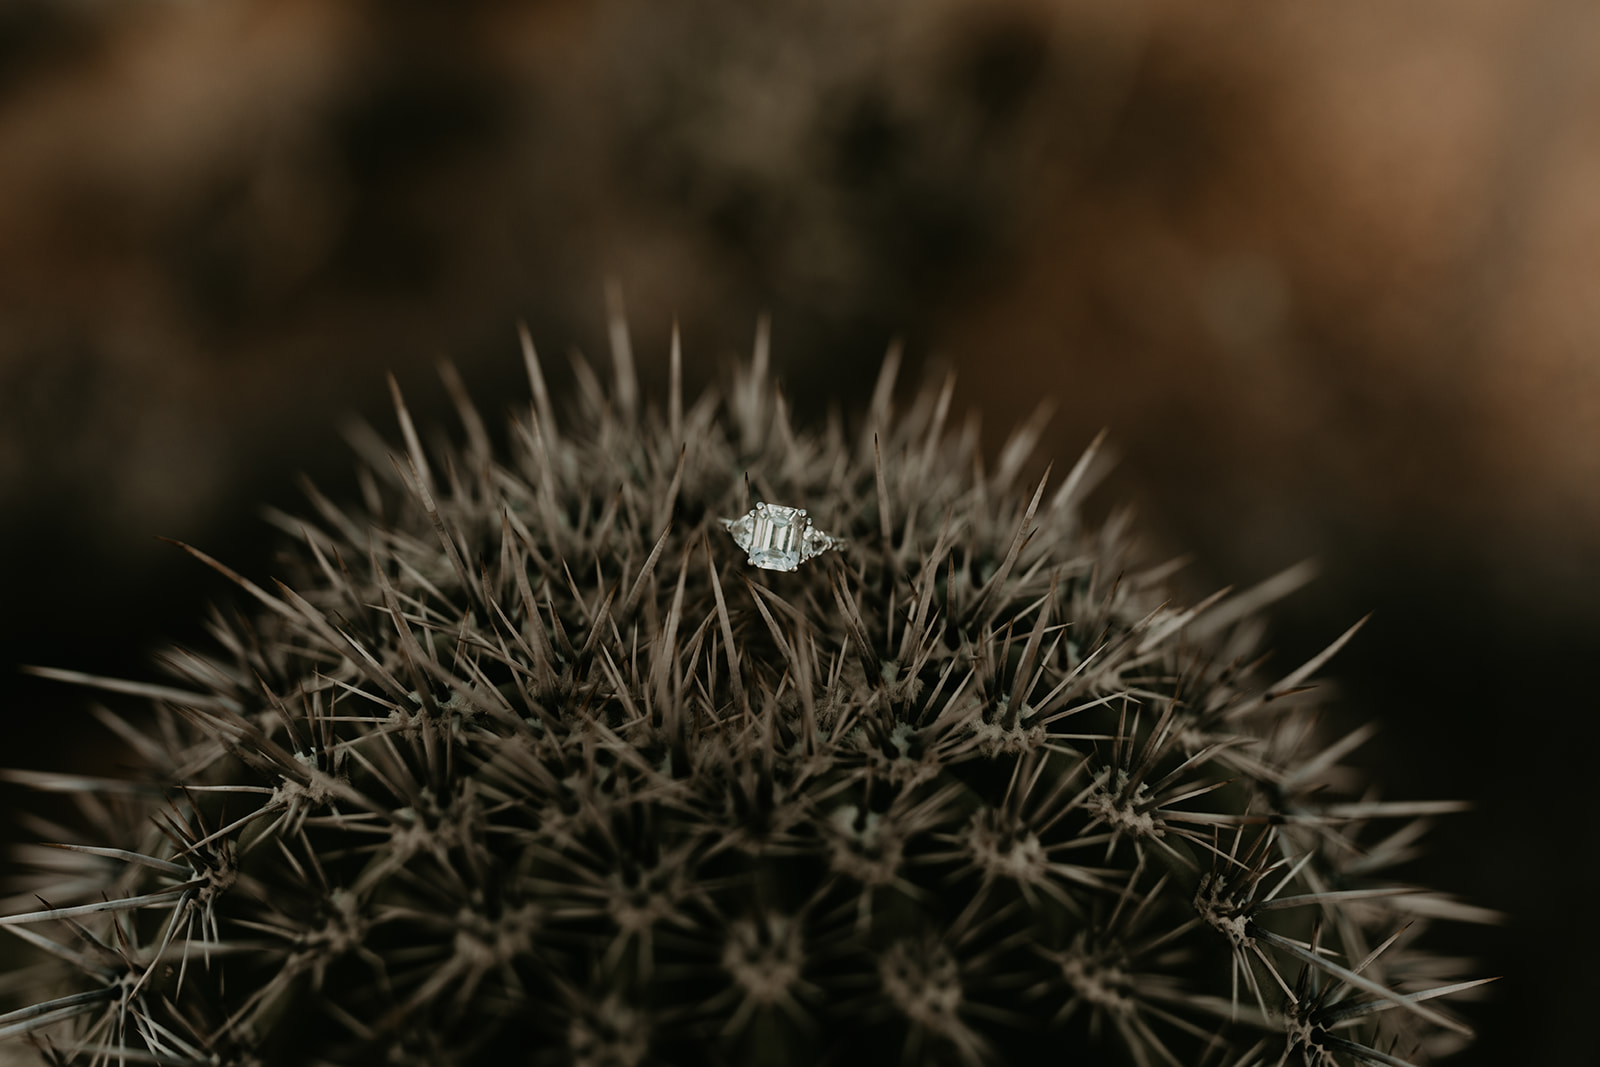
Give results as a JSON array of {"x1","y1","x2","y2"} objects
[{"x1": 0, "y1": 321, "x2": 1489, "y2": 1066}]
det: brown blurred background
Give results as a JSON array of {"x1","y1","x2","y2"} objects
[{"x1": 4, "y1": 0, "x2": 1597, "y2": 1061}]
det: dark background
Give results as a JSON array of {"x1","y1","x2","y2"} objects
[{"x1": 3, "y1": 1, "x2": 1596, "y2": 1062}]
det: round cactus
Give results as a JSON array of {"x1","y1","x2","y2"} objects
[{"x1": 0, "y1": 319, "x2": 1489, "y2": 1066}]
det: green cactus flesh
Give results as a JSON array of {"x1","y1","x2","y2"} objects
[{"x1": 0, "y1": 324, "x2": 1491, "y2": 1066}]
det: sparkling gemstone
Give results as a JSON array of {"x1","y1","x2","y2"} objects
[
  {"x1": 724, "y1": 513, "x2": 753, "y2": 545},
  {"x1": 747, "y1": 504, "x2": 806, "y2": 571}
]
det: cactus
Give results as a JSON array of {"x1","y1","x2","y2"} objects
[{"x1": 0, "y1": 318, "x2": 1491, "y2": 1066}]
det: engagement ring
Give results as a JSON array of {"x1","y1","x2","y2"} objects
[{"x1": 721, "y1": 503, "x2": 843, "y2": 571}]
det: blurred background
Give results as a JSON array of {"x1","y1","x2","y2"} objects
[{"x1": 2, "y1": 0, "x2": 1596, "y2": 1061}]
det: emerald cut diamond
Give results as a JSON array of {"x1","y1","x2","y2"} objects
[
  {"x1": 748, "y1": 504, "x2": 803, "y2": 570},
  {"x1": 721, "y1": 502, "x2": 843, "y2": 571}
]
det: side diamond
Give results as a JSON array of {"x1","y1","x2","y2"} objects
[{"x1": 721, "y1": 514, "x2": 755, "y2": 551}]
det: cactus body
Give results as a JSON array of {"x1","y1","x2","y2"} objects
[{"x1": 0, "y1": 323, "x2": 1488, "y2": 1066}]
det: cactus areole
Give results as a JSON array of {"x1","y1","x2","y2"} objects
[{"x1": 0, "y1": 320, "x2": 1491, "y2": 1066}]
